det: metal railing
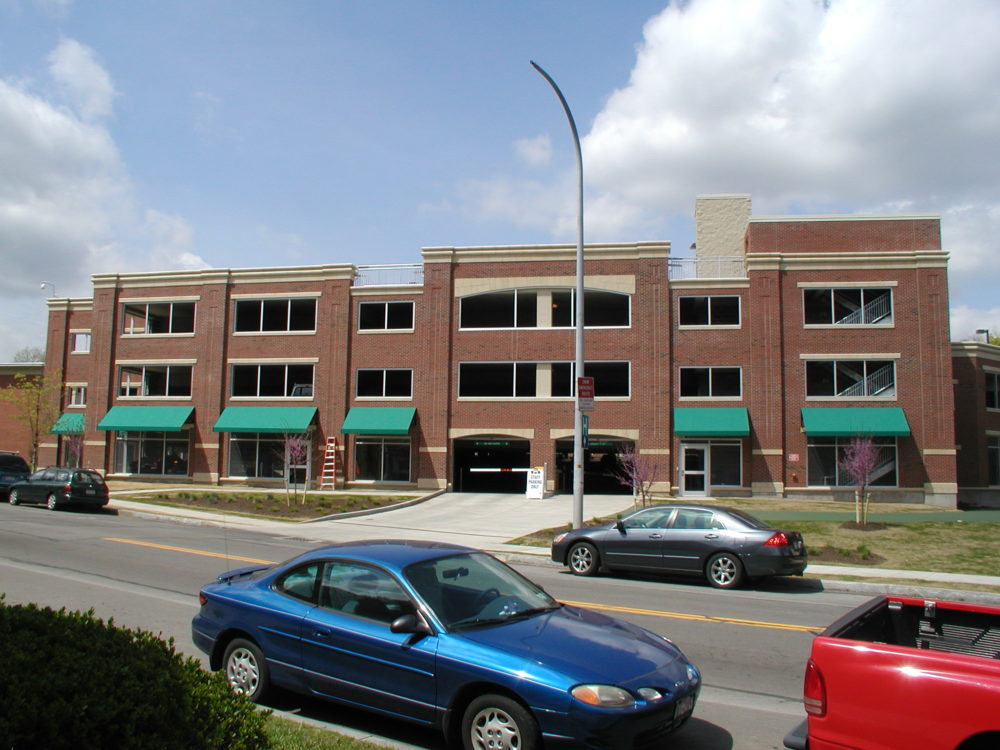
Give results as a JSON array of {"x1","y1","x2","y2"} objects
[
  {"x1": 837, "y1": 293, "x2": 892, "y2": 325},
  {"x1": 838, "y1": 364, "x2": 895, "y2": 398},
  {"x1": 668, "y1": 256, "x2": 747, "y2": 280},
  {"x1": 354, "y1": 264, "x2": 423, "y2": 287}
]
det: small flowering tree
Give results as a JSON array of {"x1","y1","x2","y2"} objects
[
  {"x1": 615, "y1": 445, "x2": 659, "y2": 507},
  {"x1": 839, "y1": 436, "x2": 878, "y2": 525},
  {"x1": 284, "y1": 434, "x2": 309, "y2": 505}
]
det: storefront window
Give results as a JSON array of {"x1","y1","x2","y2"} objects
[
  {"x1": 114, "y1": 432, "x2": 189, "y2": 475},
  {"x1": 354, "y1": 437, "x2": 410, "y2": 482}
]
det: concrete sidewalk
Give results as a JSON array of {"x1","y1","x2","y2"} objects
[{"x1": 107, "y1": 489, "x2": 1000, "y2": 603}]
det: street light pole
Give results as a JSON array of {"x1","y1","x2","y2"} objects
[{"x1": 531, "y1": 61, "x2": 585, "y2": 529}]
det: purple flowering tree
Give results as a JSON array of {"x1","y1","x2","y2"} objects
[
  {"x1": 615, "y1": 445, "x2": 659, "y2": 507},
  {"x1": 839, "y1": 436, "x2": 878, "y2": 525}
]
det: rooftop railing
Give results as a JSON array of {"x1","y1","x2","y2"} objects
[
  {"x1": 354, "y1": 264, "x2": 423, "y2": 286},
  {"x1": 668, "y1": 256, "x2": 747, "y2": 280}
]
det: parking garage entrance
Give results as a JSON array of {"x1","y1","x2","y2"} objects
[
  {"x1": 453, "y1": 437, "x2": 531, "y2": 492},
  {"x1": 554, "y1": 437, "x2": 634, "y2": 494}
]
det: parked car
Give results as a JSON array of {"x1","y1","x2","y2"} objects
[
  {"x1": 192, "y1": 540, "x2": 701, "y2": 750},
  {"x1": 8, "y1": 466, "x2": 109, "y2": 510},
  {"x1": 551, "y1": 503, "x2": 807, "y2": 589},
  {"x1": 0, "y1": 451, "x2": 30, "y2": 498}
]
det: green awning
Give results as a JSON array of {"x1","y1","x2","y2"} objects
[
  {"x1": 342, "y1": 407, "x2": 416, "y2": 435},
  {"x1": 673, "y1": 407, "x2": 750, "y2": 437},
  {"x1": 213, "y1": 406, "x2": 316, "y2": 434},
  {"x1": 801, "y1": 407, "x2": 910, "y2": 437},
  {"x1": 98, "y1": 406, "x2": 194, "y2": 432},
  {"x1": 51, "y1": 412, "x2": 85, "y2": 434}
]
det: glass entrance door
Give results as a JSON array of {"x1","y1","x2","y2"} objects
[{"x1": 680, "y1": 444, "x2": 708, "y2": 496}]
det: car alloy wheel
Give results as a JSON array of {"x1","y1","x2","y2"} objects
[
  {"x1": 223, "y1": 638, "x2": 270, "y2": 703},
  {"x1": 8, "y1": 489, "x2": 18, "y2": 505},
  {"x1": 463, "y1": 694, "x2": 539, "y2": 750},
  {"x1": 568, "y1": 542, "x2": 600, "y2": 577},
  {"x1": 46, "y1": 494, "x2": 59, "y2": 511},
  {"x1": 706, "y1": 552, "x2": 745, "y2": 589}
]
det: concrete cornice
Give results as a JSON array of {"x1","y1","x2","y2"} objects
[
  {"x1": 746, "y1": 250, "x2": 949, "y2": 271},
  {"x1": 45, "y1": 297, "x2": 94, "y2": 311},
  {"x1": 92, "y1": 264, "x2": 356, "y2": 289},
  {"x1": 952, "y1": 341, "x2": 1000, "y2": 363},
  {"x1": 422, "y1": 241, "x2": 670, "y2": 264},
  {"x1": 749, "y1": 214, "x2": 940, "y2": 223}
]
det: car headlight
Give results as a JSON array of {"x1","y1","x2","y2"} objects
[
  {"x1": 552, "y1": 532, "x2": 568, "y2": 544},
  {"x1": 686, "y1": 664, "x2": 700, "y2": 684},
  {"x1": 571, "y1": 684, "x2": 635, "y2": 708}
]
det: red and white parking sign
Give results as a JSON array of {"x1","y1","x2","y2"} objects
[{"x1": 577, "y1": 376, "x2": 595, "y2": 411}]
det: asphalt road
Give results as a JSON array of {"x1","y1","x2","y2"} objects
[{"x1": 0, "y1": 503, "x2": 871, "y2": 749}]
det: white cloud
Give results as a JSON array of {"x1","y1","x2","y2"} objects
[
  {"x1": 0, "y1": 39, "x2": 207, "y2": 358},
  {"x1": 950, "y1": 305, "x2": 1000, "y2": 344},
  {"x1": 514, "y1": 134, "x2": 552, "y2": 167},
  {"x1": 461, "y1": 0, "x2": 1000, "y2": 314},
  {"x1": 47, "y1": 38, "x2": 116, "y2": 121}
]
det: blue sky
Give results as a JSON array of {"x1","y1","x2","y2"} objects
[{"x1": 2, "y1": 0, "x2": 999, "y2": 359}]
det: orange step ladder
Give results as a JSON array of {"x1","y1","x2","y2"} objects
[{"x1": 319, "y1": 436, "x2": 339, "y2": 489}]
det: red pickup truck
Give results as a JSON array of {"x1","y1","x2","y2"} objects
[{"x1": 784, "y1": 595, "x2": 1000, "y2": 750}]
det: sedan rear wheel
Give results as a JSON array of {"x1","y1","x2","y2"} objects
[
  {"x1": 223, "y1": 638, "x2": 271, "y2": 703},
  {"x1": 706, "y1": 552, "x2": 745, "y2": 589},
  {"x1": 567, "y1": 542, "x2": 600, "y2": 577},
  {"x1": 46, "y1": 493, "x2": 59, "y2": 511},
  {"x1": 462, "y1": 693, "x2": 539, "y2": 750},
  {"x1": 8, "y1": 489, "x2": 19, "y2": 505}
]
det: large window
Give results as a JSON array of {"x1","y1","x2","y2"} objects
[
  {"x1": 679, "y1": 367, "x2": 741, "y2": 398},
  {"x1": 113, "y1": 431, "x2": 189, "y2": 475},
  {"x1": 122, "y1": 302, "x2": 195, "y2": 335},
  {"x1": 72, "y1": 332, "x2": 91, "y2": 352},
  {"x1": 118, "y1": 365, "x2": 192, "y2": 397},
  {"x1": 227, "y1": 433, "x2": 285, "y2": 479},
  {"x1": 805, "y1": 360, "x2": 895, "y2": 398},
  {"x1": 460, "y1": 288, "x2": 630, "y2": 329},
  {"x1": 678, "y1": 296, "x2": 740, "y2": 326},
  {"x1": 232, "y1": 364, "x2": 314, "y2": 398},
  {"x1": 67, "y1": 385, "x2": 87, "y2": 407},
  {"x1": 986, "y1": 371, "x2": 1000, "y2": 410},
  {"x1": 807, "y1": 436, "x2": 898, "y2": 487},
  {"x1": 357, "y1": 369, "x2": 412, "y2": 398},
  {"x1": 354, "y1": 436, "x2": 411, "y2": 482},
  {"x1": 234, "y1": 298, "x2": 316, "y2": 332},
  {"x1": 803, "y1": 288, "x2": 892, "y2": 325},
  {"x1": 358, "y1": 301, "x2": 414, "y2": 331},
  {"x1": 458, "y1": 361, "x2": 630, "y2": 398}
]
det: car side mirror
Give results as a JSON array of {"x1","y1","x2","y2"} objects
[
  {"x1": 615, "y1": 519, "x2": 626, "y2": 534},
  {"x1": 390, "y1": 613, "x2": 431, "y2": 636}
]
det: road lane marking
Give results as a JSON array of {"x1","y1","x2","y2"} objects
[
  {"x1": 103, "y1": 537, "x2": 822, "y2": 633},
  {"x1": 558, "y1": 599, "x2": 822, "y2": 632},
  {"x1": 103, "y1": 537, "x2": 274, "y2": 565}
]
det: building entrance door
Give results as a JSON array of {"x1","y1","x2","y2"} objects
[{"x1": 679, "y1": 444, "x2": 708, "y2": 497}]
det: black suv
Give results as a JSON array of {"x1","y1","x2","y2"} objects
[{"x1": 0, "y1": 452, "x2": 30, "y2": 498}]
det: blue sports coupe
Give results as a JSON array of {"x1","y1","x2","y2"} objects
[{"x1": 192, "y1": 539, "x2": 700, "y2": 750}]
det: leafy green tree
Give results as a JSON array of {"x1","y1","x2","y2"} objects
[{"x1": 0, "y1": 371, "x2": 63, "y2": 469}]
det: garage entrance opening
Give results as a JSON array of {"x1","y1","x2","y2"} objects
[
  {"x1": 554, "y1": 438, "x2": 634, "y2": 494},
  {"x1": 453, "y1": 438, "x2": 531, "y2": 492}
]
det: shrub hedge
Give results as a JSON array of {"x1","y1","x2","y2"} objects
[{"x1": 0, "y1": 599, "x2": 269, "y2": 750}]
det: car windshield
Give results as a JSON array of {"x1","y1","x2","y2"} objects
[
  {"x1": 0, "y1": 454, "x2": 28, "y2": 471},
  {"x1": 73, "y1": 471, "x2": 106, "y2": 487},
  {"x1": 405, "y1": 552, "x2": 558, "y2": 632},
  {"x1": 725, "y1": 508, "x2": 774, "y2": 530}
]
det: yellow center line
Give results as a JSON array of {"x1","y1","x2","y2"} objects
[
  {"x1": 103, "y1": 537, "x2": 276, "y2": 565},
  {"x1": 103, "y1": 537, "x2": 822, "y2": 633},
  {"x1": 557, "y1": 600, "x2": 821, "y2": 633}
]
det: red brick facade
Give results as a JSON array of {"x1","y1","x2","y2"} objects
[{"x1": 32, "y1": 202, "x2": 989, "y2": 507}]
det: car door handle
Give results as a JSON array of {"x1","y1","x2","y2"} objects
[
  {"x1": 312, "y1": 629, "x2": 331, "y2": 639},
  {"x1": 704, "y1": 533, "x2": 719, "y2": 539},
  {"x1": 649, "y1": 533, "x2": 662, "y2": 539}
]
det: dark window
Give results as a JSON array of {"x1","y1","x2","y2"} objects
[
  {"x1": 679, "y1": 296, "x2": 740, "y2": 326},
  {"x1": 460, "y1": 288, "x2": 628, "y2": 328},
  {"x1": 710, "y1": 443, "x2": 742, "y2": 486},
  {"x1": 359, "y1": 301, "x2": 414, "y2": 330},
  {"x1": 458, "y1": 363, "x2": 536, "y2": 397},
  {"x1": 123, "y1": 302, "x2": 195, "y2": 335},
  {"x1": 807, "y1": 437, "x2": 897, "y2": 486},
  {"x1": 805, "y1": 360, "x2": 895, "y2": 397},
  {"x1": 582, "y1": 290, "x2": 630, "y2": 327},
  {"x1": 234, "y1": 298, "x2": 316, "y2": 332},
  {"x1": 355, "y1": 437, "x2": 411, "y2": 482},
  {"x1": 552, "y1": 291, "x2": 573, "y2": 327},
  {"x1": 986, "y1": 372, "x2": 1000, "y2": 410},
  {"x1": 550, "y1": 362, "x2": 629, "y2": 397},
  {"x1": 357, "y1": 369, "x2": 412, "y2": 398},
  {"x1": 232, "y1": 364, "x2": 314, "y2": 397},
  {"x1": 118, "y1": 365, "x2": 192, "y2": 397},
  {"x1": 679, "y1": 367, "x2": 741, "y2": 397},
  {"x1": 803, "y1": 288, "x2": 892, "y2": 325}
]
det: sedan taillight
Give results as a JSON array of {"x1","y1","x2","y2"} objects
[
  {"x1": 63, "y1": 483, "x2": 72, "y2": 493},
  {"x1": 763, "y1": 531, "x2": 790, "y2": 547},
  {"x1": 803, "y1": 659, "x2": 826, "y2": 716}
]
